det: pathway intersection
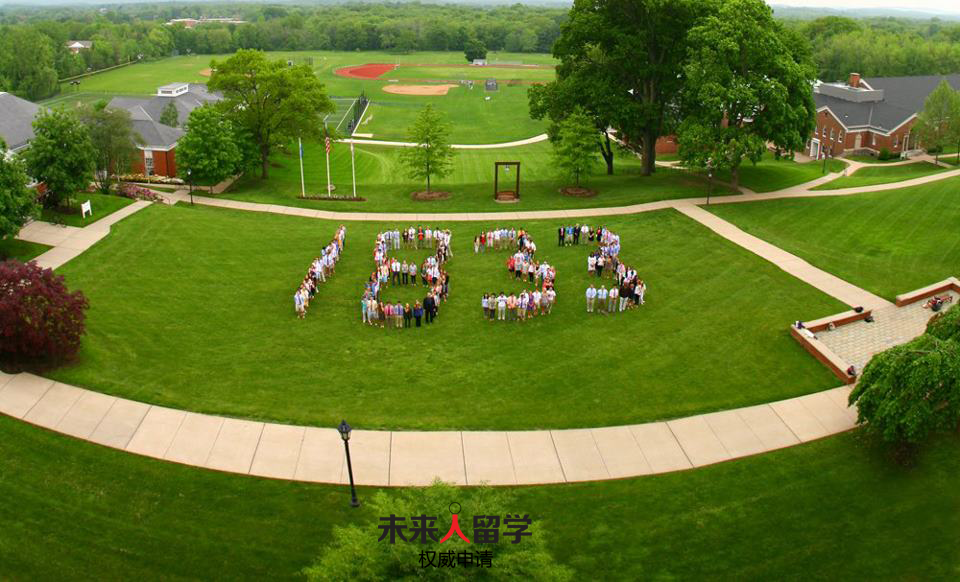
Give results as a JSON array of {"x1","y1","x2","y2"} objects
[{"x1": 6, "y1": 160, "x2": 958, "y2": 486}]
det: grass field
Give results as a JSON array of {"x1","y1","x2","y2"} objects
[
  {"x1": 713, "y1": 152, "x2": 846, "y2": 193},
  {"x1": 3, "y1": 413, "x2": 958, "y2": 580},
  {"x1": 708, "y1": 177, "x2": 960, "y2": 300},
  {"x1": 813, "y1": 161, "x2": 948, "y2": 190},
  {"x1": 51, "y1": 203, "x2": 842, "y2": 430},
  {"x1": 40, "y1": 193, "x2": 135, "y2": 227},
  {"x1": 227, "y1": 140, "x2": 738, "y2": 213},
  {"x1": 51, "y1": 50, "x2": 555, "y2": 143},
  {"x1": 845, "y1": 154, "x2": 905, "y2": 164},
  {"x1": 0, "y1": 238, "x2": 50, "y2": 261}
]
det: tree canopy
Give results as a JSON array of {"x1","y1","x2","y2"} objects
[
  {"x1": 0, "y1": 140, "x2": 37, "y2": 243},
  {"x1": 677, "y1": 0, "x2": 816, "y2": 189},
  {"x1": 176, "y1": 105, "x2": 244, "y2": 190},
  {"x1": 22, "y1": 108, "x2": 95, "y2": 209},
  {"x1": 78, "y1": 101, "x2": 141, "y2": 194},
  {"x1": 207, "y1": 49, "x2": 334, "y2": 179},
  {"x1": 399, "y1": 105, "x2": 455, "y2": 194},
  {"x1": 914, "y1": 80, "x2": 960, "y2": 163}
]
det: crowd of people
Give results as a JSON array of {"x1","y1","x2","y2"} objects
[
  {"x1": 361, "y1": 226, "x2": 453, "y2": 328},
  {"x1": 584, "y1": 226, "x2": 646, "y2": 314},
  {"x1": 293, "y1": 225, "x2": 346, "y2": 319},
  {"x1": 475, "y1": 227, "x2": 558, "y2": 322}
]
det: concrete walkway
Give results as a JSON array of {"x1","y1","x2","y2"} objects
[
  {"x1": 343, "y1": 133, "x2": 549, "y2": 150},
  {"x1": 0, "y1": 370, "x2": 857, "y2": 486},
  {"x1": 674, "y1": 204, "x2": 892, "y2": 310},
  {"x1": 16, "y1": 201, "x2": 151, "y2": 269}
]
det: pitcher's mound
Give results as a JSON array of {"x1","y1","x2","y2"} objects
[
  {"x1": 199, "y1": 68, "x2": 213, "y2": 77},
  {"x1": 383, "y1": 84, "x2": 458, "y2": 96}
]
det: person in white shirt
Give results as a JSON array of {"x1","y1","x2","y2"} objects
[
  {"x1": 585, "y1": 284, "x2": 596, "y2": 313},
  {"x1": 497, "y1": 293, "x2": 507, "y2": 320},
  {"x1": 608, "y1": 286, "x2": 619, "y2": 314},
  {"x1": 597, "y1": 285, "x2": 608, "y2": 313},
  {"x1": 588, "y1": 254, "x2": 596, "y2": 276}
]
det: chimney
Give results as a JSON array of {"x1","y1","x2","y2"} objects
[{"x1": 848, "y1": 73, "x2": 861, "y2": 88}]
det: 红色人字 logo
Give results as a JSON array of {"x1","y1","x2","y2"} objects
[{"x1": 377, "y1": 501, "x2": 533, "y2": 569}]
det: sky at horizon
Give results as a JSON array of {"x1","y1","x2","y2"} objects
[{"x1": 770, "y1": 0, "x2": 960, "y2": 14}]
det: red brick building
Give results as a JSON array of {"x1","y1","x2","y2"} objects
[
  {"x1": 810, "y1": 73, "x2": 960, "y2": 159},
  {"x1": 109, "y1": 83, "x2": 221, "y2": 178}
]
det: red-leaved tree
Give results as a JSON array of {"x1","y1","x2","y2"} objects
[{"x1": 0, "y1": 260, "x2": 89, "y2": 371}]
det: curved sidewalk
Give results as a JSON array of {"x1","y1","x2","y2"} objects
[
  {"x1": 0, "y1": 371, "x2": 857, "y2": 486},
  {"x1": 342, "y1": 133, "x2": 548, "y2": 150}
]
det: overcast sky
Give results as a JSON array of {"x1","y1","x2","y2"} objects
[{"x1": 771, "y1": 0, "x2": 960, "y2": 14}]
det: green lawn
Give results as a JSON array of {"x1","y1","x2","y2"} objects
[
  {"x1": 51, "y1": 203, "x2": 842, "y2": 430},
  {"x1": 40, "y1": 193, "x2": 134, "y2": 227},
  {"x1": 0, "y1": 238, "x2": 51, "y2": 261},
  {"x1": 713, "y1": 152, "x2": 846, "y2": 193},
  {"x1": 227, "y1": 141, "x2": 731, "y2": 213},
  {"x1": 2, "y1": 414, "x2": 958, "y2": 580},
  {"x1": 52, "y1": 50, "x2": 555, "y2": 144},
  {"x1": 708, "y1": 177, "x2": 960, "y2": 300},
  {"x1": 813, "y1": 161, "x2": 948, "y2": 190},
  {"x1": 844, "y1": 154, "x2": 905, "y2": 164}
]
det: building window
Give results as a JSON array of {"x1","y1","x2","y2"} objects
[
  {"x1": 144, "y1": 155, "x2": 154, "y2": 176},
  {"x1": 830, "y1": 128, "x2": 835, "y2": 140},
  {"x1": 894, "y1": 134, "x2": 899, "y2": 148}
]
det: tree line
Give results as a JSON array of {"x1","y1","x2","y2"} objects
[{"x1": 0, "y1": 2, "x2": 567, "y2": 101}]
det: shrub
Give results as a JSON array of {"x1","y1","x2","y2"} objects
[
  {"x1": 927, "y1": 303, "x2": 960, "y2": 342},
  {"x1": 926, "y1": 145, "x2": 943, "y2": 155},
  {"x1": 120, "y1": 184, "x2": 165, "y2": 203},
  {"x1": 877, "y1": 148, "x2": 892, "y2": 160},
  {"x1": 0, "y1": 259, "x2": 89, "y2": 371}
]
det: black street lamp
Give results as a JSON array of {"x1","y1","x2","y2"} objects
[
  {"x1": 187, "y1": 168, "x2": 194, "y2": 205},
  {"x1": 337, "y1": 420, "x2": 360, "y2": 508}
]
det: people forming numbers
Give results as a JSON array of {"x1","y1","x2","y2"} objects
[
  {"x1": 294, "y1": 225, "x2": 346, "y2": 319},
  {"x1": 583, "y1": 225, "x2": 647, "y2": 314},
  {"x1": 477, "y1": 227, "x2": 558, "y2": 323},
  {"x1": 361, "y1": 226, "x2": 452, "y2": 329}
]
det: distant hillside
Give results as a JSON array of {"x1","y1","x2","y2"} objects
[{"x1": 771, "y1": 4, "x2": 960, "y2": 21}]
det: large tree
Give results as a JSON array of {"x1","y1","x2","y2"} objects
[
  {"x1": 528, "y1": 49, "x2": 620, "y2": 175},
  {"x1": 677, "y1": 0, "x2": 817, "y2": 189},
  {"x1": 0, "y1": 28, "x2": 58, "y2": 101},
  {"x1": 849, "y1": 332, "x2": 960, "y2": 458},
  {"x1": 207, "y1": 49, "x2": 334, "y2": 179},
  {"x1": 548, "y1": 0, "x2": 711, "y2": 176},
  {"x1": 399, "y1": 105, "x2": 455, "y2": 194},
  {"x1": 22, "y1": 109, "x2": 95, "y2": 209},
  {"x1": 0, "y1": 140, "x2": 38, "y2": 244},
  {"x1": 78, "y1": 101, "x2": 141, "y2": 195},
  {"x1": 914, "y1": 79, "x2": 960, "y2": 164},
  {"x1": 176, "y1": 105, "x2": 244, "y2": 192}
]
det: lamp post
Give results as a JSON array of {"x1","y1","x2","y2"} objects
[
  {"x1": 187, "y1": 169, "x2": 194, "y2": 205},
  {"x1": 338, "y1": 420, "x2": 360, "y2": 508}
]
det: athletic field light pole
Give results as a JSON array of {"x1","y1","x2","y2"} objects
[
  {"x1": 325, "y1": 126, "x2": 333, "y2": 197},
  {"x1": 338, "y1": 420, "x2": 361, "y2": 508},
  {"x1": 350, "y1": 141, "x2": 357, "y2": 199},
  {"x1": 298, "y1": 136, "x2": 306, "y2": 198}
]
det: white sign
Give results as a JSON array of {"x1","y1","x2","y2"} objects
[{"x1": 81, "y1": 200, "x2": 93, "y2": 218}]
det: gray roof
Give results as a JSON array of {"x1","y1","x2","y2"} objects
[
  {"x1": 815, "y1": 74, "x2": 960, "y2": 133},
  {"x1": 108, "y1": 83, "x2": 221, "y2": 143},
  {"x1": 128, "y1": 106, "x2": 184, "y2": 149},
  {"x1": 0, "y1": 92, "x2": 40, "y2": 152},
  {"x1": 66, "y1": 40, "x2": 93, "y2": 49}
]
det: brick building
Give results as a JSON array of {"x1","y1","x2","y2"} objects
[
  {"x1": 810, "y1": 73, "x2": 960, "y2": 159},
  {"x1": 109, "y1": 83, "x2": 221, "y2": 177}
]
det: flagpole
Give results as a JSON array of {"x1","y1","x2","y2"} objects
[
  {"x1": 325, "y1": 130, "x2": 332, "y2": 197},
  {"x1": 298, "y1": 137, "x2": 306, "y2": 198},
  {"x1": 351, "y1": 141, "x2": 357, "y2": 199}
]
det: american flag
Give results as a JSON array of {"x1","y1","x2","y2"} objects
[{"x1": 325, "y1": 136, "x2": 332, "y2": 154}]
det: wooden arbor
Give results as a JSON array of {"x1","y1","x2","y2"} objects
[{"x1": 494, "y1": 161, "x2": 520, "y2": 202}]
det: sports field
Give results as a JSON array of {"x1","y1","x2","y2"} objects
[
  {"x1": 52, "y1": 50, "x2": 556, "y2": 143},
  {"x1": 51, "y1": 203, "x2": 843, "y2": 430}
]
